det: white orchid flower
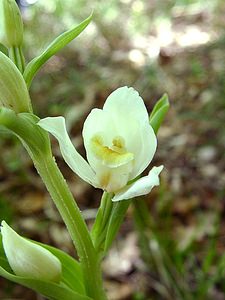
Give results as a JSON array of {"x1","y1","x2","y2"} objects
[{"x1": 38, "y1": 86, "x2": 163, "y2": 201}]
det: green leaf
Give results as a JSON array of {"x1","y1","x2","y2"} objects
[
  {"x1": 23, "y1": 14, "x2": 92, "y2": 88},
  {"x1": 149, "y1": 94, "x2": 169, "y2": 134},
  {"x1": 0, "y1": 234, "x2": 91, "y2": 300},
  {"x1": 35, "y1": 241, "x2": 85, "y2": 295},
  {"x1": 0, "y1": 43, "x2": 8, "y2": 55},
  {"x1": 0, "y1": 267, "x2": 92, "y2": 300}
]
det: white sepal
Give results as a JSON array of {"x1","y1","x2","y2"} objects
[
  {"x1": 112, "y1": 165, "x2": 164, "y2": 202},
  {"x1": 38, "y1": 116, "x2": 98, "y2": 187}
]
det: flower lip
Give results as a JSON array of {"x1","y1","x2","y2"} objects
[{"x1": 90, "y1": 134, "x2": 134, "y2": 168}]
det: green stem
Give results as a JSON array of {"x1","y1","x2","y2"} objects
[
  {"x1": 104, "y1": 200, "x2": 131, "y2": 254},
  {"x1": 91, "y1": 192, "x2": 113, "y2": 254},
  {"x1": 0, "y1": 109, "x2": 107, "y2": 300},
  {"x1": 91, "y1": 194, "x2": 131, "y2": 258},
  {"x1": 18, "y1": 46, "x2": 26, "y2": 72},
  {"x1": 8, "y1": 46, "x2": 25, "y2": 73},
  {"x1": 34, "y1": 154, "x2": 107, "y2": 300}
]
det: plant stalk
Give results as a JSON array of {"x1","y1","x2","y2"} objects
[
  {"x1": 91, "y1": 192, "x2": 113, "y2": 253},
  {"x1": 33, "y1": 153, "x2": 107, "y2": 300}
]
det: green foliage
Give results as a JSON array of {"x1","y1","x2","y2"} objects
[
  {"x1": 149, "y1": 94, "x2": 169, "y2": 134},
  {"x1": 134, "y1": 195, "x2": 225, "y2": 299},
  {"x1": 23, "y1": 14, "x2": 92, "y2": 88},
  {"x1": 34, "y1": 242, "x2": 85, "y2": 295},
  {"x1": 0, "y1": 196, "x2": 13, "y2": 225},
  {"x1": 0, "y1": 108, "x2": 51, "y2": 159},
  {"x1": 0, "y1": 234, "x2": 92, "y2": 300},
  {"x1": 104, "y1": 200, "x2": 131, "y2": 254},
  {"x1": 0, "y1": 0, "x2": 23, "y2": 48},
  {"x1": 0, "y1": 43, "x2": 8, "y2": 55},
  {"x1": 91, "y1": 193, "x2": 131, "y2": 257},
  {"x1": 0, "y1": 51, "x2": 32, "y2": 113}
]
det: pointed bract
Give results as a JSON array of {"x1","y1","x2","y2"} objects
[
  {"x1": 0, "y1": 0, "x2": 23, "y2": 48},
  {"x1": 0, "y1": 51, "x2": 32, "y2": 112}
]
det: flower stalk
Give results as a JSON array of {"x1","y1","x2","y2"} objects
[
  {"x1": 8, "y1": 46, "x2": 25, "y2": 73},
  {"x1": 91, "y1": 192, "x2": 113, "y2": 255}
]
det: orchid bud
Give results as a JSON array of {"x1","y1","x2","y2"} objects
[
  {"x1": 0, "y1": 51, "x2": 32, "y2": 113},
  {"x1": 0, "y1": 0, "x2": 23, "y2": 48},
  {"x1": 1, "y1": 221, "x2": 62, "y2": 282}
]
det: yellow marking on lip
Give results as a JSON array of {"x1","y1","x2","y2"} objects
[
  {"x1": 90, "y1": 135, "x2": 134, "y2": 168},
  {"x1": 111, "y1": 136, "x2": 126, "y2": 153}
]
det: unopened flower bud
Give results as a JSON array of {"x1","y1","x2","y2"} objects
[
  {"x1": 0, "y1": 51, "x2": 32, "y2": 113},
  {"x1": 0, "y1": 0, "x2": 23, "y2": 48},
  {"x1": 1, "y1": 221, "x2": 62, "y2": 282}
]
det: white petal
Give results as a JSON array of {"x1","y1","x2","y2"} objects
[
  {"x1": 93, "y1": 160, "x2": 133, "y2": 193},
  {"x1": 83, "y1": 108, "x2": 116, "y2": 145},
  {"x1": 82, "y1": 107, "x2": 137, "y2": 192},
  {"x1": 127, "y1": 121, "x2": 157, "y2": 179},
  {"x1": 112, "y1": 165, "x2": 163, "y2": 202},
  {"x1": 103, "y1": 86, "x2": 157, "y2": 179},
  {"x1": 38, "y1": 117, "x2": 98, "y2": 187},
  {"x1": 103, "y1": 86, "x2": 149, "y2": 123},
  {"x1": 1, "y1": 221, "x2": 62, "y2": 282},
  {"x1": 82, "y1": 108, "x2": 117, "y2": 171}
]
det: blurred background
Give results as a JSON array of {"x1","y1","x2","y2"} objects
[{"x1": 0, "y1": 0, "x2": 225, "y2": 299}]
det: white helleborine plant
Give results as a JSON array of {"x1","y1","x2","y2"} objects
[
  {"x1": 1, "y1": 221, "x2": 62, "y2": 282},
  {"x1": 38, "y1": 86, "x2": 163, "y2": 201}
]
